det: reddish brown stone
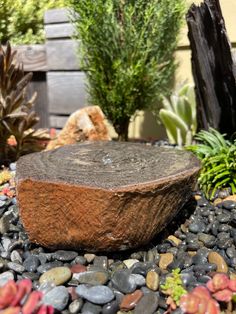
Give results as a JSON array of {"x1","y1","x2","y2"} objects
[
  {"x1": 120, "y1": 290, "x2": 143, "y2": 311},
  {"x1": 46, "y1": 106, "x2": 111, "y2": 150},
  {"x1": 70, "y1": 264, "x2": 87, "y2": 274},
  {"x1": 16, "y1": 141, "x2": 200, "y2": 251},
  {"x1": 67, "y1": 287, "x2": 78, "y2": 301}
]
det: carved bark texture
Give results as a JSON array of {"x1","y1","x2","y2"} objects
[
  {"x1": 16, "y1": 142, "x2": 200, "y2": 251},
  {"x1": 186, "y1": 0, "x2": 236, "y2": 136}
]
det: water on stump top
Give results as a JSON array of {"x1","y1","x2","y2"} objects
[{"x1": 16, "y1": 141, "x2": 199, "y2": 189}]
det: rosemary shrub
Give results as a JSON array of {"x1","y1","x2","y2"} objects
[{"x1": 70, "y1": 0, "x2": 185, "y2": 140}]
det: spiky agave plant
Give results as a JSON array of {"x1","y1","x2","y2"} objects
[
  {"x1": 187, "y1": 128, "x2": 236, "y2": 199},
  {"x1": 0, "y1": 42, "x2": 49, "y2": 164}
]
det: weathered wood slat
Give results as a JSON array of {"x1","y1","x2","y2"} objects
[
  {"x1": 45, "y1": 23, "x2": 74, "y2": 39},
  {"x1": 27, "y1": 73, "x2": 49, "y2": 128},
  {"x1": 44, "y1": 8, "x2": 70, "y2": 24},
  {"x1": 49, "y1": 115, "x2": 69, "y2": 128},
  {"x1": 14, "y1": 45, "x2": 47, "y2": 72},
  {"x1": 45, "y1": 8, "x2": 87, "y2": 126},
  {"x1": 186, "y1": 0, "x2": 236, "y2": 136},
  {"x1": 46, "y1": 40, "x2": 81, "y2": 70},
  {"x1": 47, "y1": 72, "x2": 88, "y2": 114}
]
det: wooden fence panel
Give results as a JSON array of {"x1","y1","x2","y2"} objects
[
  {"x1": 46, "y1": 40, "x2": 80, "y2": 70},
  {"x1": 15, "y1": 45, "x2": 49, "y2": 128},
  {"x1": 45, "y1": 23, "x2": 74, "y2": 39},
  {"x1": 45, "y1": 8, "x2": 87, "y2": 128},
  {"x1": 47, "y1": 72, "x2": 87, "y2": 114},
  {"x1": 44, "y1": 8, "x2": 69, "y2": 24}
]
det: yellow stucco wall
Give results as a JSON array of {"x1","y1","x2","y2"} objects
[{"x1": 118, "y1": 0, "x2": 236, "y2": 140}]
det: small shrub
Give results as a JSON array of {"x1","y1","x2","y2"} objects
[
  {"x1": 159, "y1": 83, "x2": 197, "y2": 147},
  {"x1": 0, "y1": 43, "x2": 50, "y2": 164},
  {"x1": 187, "y1": 128, "x2": 236, "y2": 199},
  {"x1": 70, "y1": 0, "x2": 185, "y2": 141},
  {"x1": 0, "y1": 0, "x2": 67, "y2": 45}
]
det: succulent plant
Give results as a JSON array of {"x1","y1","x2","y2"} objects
[
  {"x1": 0, "y1": 279, "x2": 54, "y2": 314},
  {"x1": 159, "y1": 83, "x2": 197, "y2": 147},
  {"x1": 0, "y1": 42, "x2": 50, "y2": 164},
  {"x1": 179, "y1": 273, "x2": 236, "y2": 314},
  {"x1": 0, "y1": 169, "x2": 12, "y2": 185},
  {"x1": 180, "y1": 286, "x2": 220, "y2": 314},
  {"x1": 187, "y1": 127, "x2": 236, "y2": 199},
  {"x1": 161, "y1": 268, "x2": 187, "y2": 309}
]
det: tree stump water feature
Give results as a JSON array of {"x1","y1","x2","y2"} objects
[{"x1": 16, "y1": 142, "x2": 200, "y2": 251}]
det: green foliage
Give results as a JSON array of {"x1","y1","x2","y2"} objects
[
  {"x1": 161, "y1": 268, "x2": 187, "y2": 306},
  {"x1": 187, "y1": 128, "x2": 236, "y2": 199},
  {"x1": 0, "y1": 0, "x2": 67, "y2": 45},
  {"x1": 70, "y1": 0, "x2": 185, "y2": 140},
  {"x1": 159, "y1": 83, "x2": 197, "y2": 147},
  {"x1": 0, "y1": 43, "x2": 50, "y2": 164}
]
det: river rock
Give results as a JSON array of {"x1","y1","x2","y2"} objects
[
  {"x1": 111, "y1": 269, "x2": 137, "y2": 294},
  {"x1": 42, "y1": 286, "x2": 69, "y2": 311},
  {"x1": 146, "y1": 271, "x2": 159, "y2": 291},
  {"x1": 84, "y1": 254, "x2": 96, "y2": 263},
  {"x1": 102, "y1": 299, "x2": 120, "y2": 314},
  {"x1": 208, "y1": 251, "x2": 228, "y2": 273},
  {"x1": 93, "y1": 256, "x2": 108, "y2": 269},
  {"x1": 23, "y1": 255, "x2": 40, "y2": 272},
  {"x1": 7, "y1": 262, "x2": 25, "y2": 273},
  {"x1": 120, "y1": 290, "x2": 143, "y2": 311},
  {"x1": 82, "y1": 302, "x2": 102, "y2": 314},
  {"x1": 0, "y1": 271, "x2": 14, "y2": 286},
  {"x1": 69, "y1": 299, "x2": 84, "y2": 314},
  {"x1": 70, "y1": 263, "x2": 87, "y2": 274},
  {"x1": 123, "y1": 259, "x2": 139, "y2": 269},
  {"x1": 73, "y1": 270, "x2": 109, "y2": 285},
  {"x1": 16, "y1": 142, "x2": 200, "y2": 251},
  {"x1": 134, "y1": 292, "x2": 159, "y2": 314},
  {"x1": 75, "y1": 284, "x2": 114, "y2": 304},
  {"x1": 39, "y1": 267, "x2": 72, "y2": 285},
  {"x1": 52, "y1": 250, "x2": 78, "y2": 262},
  {"x1": 159, "y1": 253, "x2": 174, "y2": 270}
]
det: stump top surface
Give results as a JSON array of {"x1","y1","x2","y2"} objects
[{"x1": 16, "y1": 141, "x2": 200, "y2": 189}]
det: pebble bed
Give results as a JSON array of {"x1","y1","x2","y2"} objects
[{"x1": 1, "y1": 163, "x2": 236, "y2": 314}]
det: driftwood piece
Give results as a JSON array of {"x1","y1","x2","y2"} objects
[
  {"x1": 186, "y1": 0, "x2": 236, "y2": 136},
  {"x1": 16, "y1": 142, "x2": 200, "y2": 251}
]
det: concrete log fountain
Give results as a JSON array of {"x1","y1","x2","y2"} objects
[{"x1": 16, "y1": 142, "x2": 200, "y2": 251}]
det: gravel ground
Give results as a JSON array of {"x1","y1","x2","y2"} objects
[{"x1": 0, "y1": 163, "x2": 236, "y2": 314}]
